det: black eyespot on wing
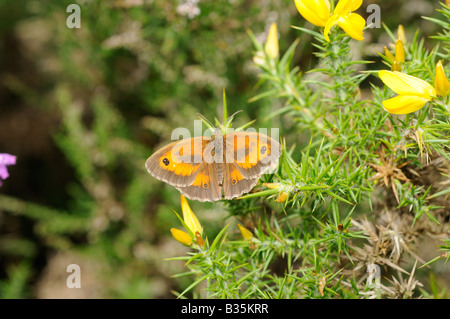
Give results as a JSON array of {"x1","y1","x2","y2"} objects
[
  {"x1": 203, "y1": 183, "x2": 208, "y2": 188},
  {"x1": 260, "y1": 146, "x2": 267, "y2": 155},
  {"x1": 162, "y1": 158, "x2": 170, "y2": 166}
]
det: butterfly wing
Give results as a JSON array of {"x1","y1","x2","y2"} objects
[
  {"x1": 222, "y1": 163, "x2": 259, "y2": 199},
  {"x1": 221, "y1": 131, "x2": 281, "y2": 199},
  {"x1": 224, "y1": 131, "x2": 281, "y2": 179},
  {"x1": 146, "y1": 130, "x2": 281, "y2": 201},
  {"x1": 145, "y1": 136, "x2": 210, "y2": 187},
  {"x1": 176, "y1": 162, "x2": 222, "y2": 202}
]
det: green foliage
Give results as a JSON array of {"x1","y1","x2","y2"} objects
[{"x1": 0, "y1": 262, "x2": 32, "y2": 299}]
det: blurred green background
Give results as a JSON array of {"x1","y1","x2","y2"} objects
[{"x1": 0, "y1": 0, "x2": 445, "y2": 298}]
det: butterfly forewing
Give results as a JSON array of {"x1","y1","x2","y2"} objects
[
  {"x1": 223, "y1": 131, "x2": 281, "y2": 178},
  {"x1": 145, "y1": 136, "x2": 210, "y2": 187}
]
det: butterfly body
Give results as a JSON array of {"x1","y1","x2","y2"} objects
[{"x1": 146, "y1": 129, "x2": 281, "y2": 202}]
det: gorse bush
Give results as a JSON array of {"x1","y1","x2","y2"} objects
[{"x1": 0, "y1": 0, "x2": 448, "y2": 299}]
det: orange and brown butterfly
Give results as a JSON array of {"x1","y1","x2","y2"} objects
[{"x1": 145, "y1": 112, "x2": 281, "y2": 202}]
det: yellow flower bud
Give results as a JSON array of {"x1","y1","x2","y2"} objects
[
  {"x1": 195, "y1": 231, "x2": 205, "y2": 248},
  {"x1": 263, "y1": 182, "x2": 281, "y2": 189},
  {"x1": 265, "y1": 22, "x2": 279, "y2": 59},
  {"x1": 391, "y1": 60, "x2": 401, "y2": 72},
  {"x1": 435, "y1": 60, "x2": 450, "y2": 97},
  {"x1": 171, "y1": 228, "x2": 193, "y2": 246},
  {"x1": 180, "y1": 195, "x2": 203, "y2": 236},
  {"x1": 397, "y1": 25, "x2": 406, "y2": 44},
  {"x1": 237, "y1": 224, "x2": 253, "y2": 241},
  {"x1": 384, "y1": 46, "x2": 395, "y2": 64},
  {"x1": 253, "y1": 51, "x2": 265, "y2": 66},
  {"x1": 276, "y1": 192, "x2": 288, "y2": 203},
  {"x1": 395, "y1": 40, "x2": 405, "y2": 63},
  {"x1": 319, "y1": 276, "x2": 326, "y2": 297}
]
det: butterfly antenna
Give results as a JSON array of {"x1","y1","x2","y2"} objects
[
  {"x1": 196, "y1": 113, "x2": 215, "y2": 130},
  {"x1": 224, "y1": 110, "x2": 242, "y2": 128}
]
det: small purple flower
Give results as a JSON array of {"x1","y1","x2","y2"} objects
[{"x1": 0, "y1": 153, "x2": 16, "y2": 186}]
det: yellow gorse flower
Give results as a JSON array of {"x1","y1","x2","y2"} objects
[
  {"x1": 265, "y1": 22, "x2": 279, "y2": 59},
  {"x1": 171, "y1": 228, "x2": 193, "y2": 246},
  {"x1": 378, "y1": 70, "x2": 436, "y2": 114},
  {"x1": 435, "y1": 60, "x2": 450, "y2": 97},
  {"x1": 294, "y1": 0, "x2": 330, "y2": 28},
  {"x1": 324, "y1": 0, "x2": 365, "y2": 42},
  {"x1": 180, "y1": 195, "x2": 203, "y2": 236},
  {"x1": 294, "y1": 0, "x2": 365, "y2": 43}
]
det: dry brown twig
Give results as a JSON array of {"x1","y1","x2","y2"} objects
[{"x1": 369, "y1": 148, "x2": 410, "y2": 203}]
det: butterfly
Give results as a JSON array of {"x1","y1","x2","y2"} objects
[{"x1": 145, "y1": 126, "x2": 281, "y2": 202}]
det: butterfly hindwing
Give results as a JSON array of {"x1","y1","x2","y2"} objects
[
  {"x1": 222, "y1": 162, "x2": 259, "y2": 200},
  {"x1": 176, "y1": 163, "x2": 222, "y2": 202}
]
